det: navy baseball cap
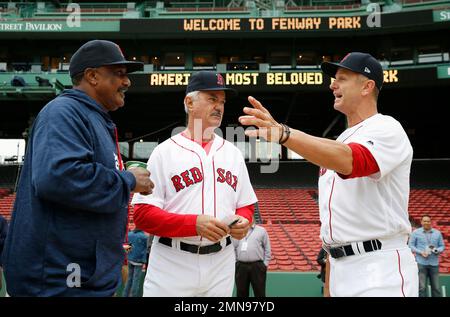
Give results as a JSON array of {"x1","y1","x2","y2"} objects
[
  {"x1": 321, "y1": 52, "x2": 384, "y2": 90},
  {"x1": 69, "y1": 40, "x2": 143, "y2": 77},
  {"x1": 186, "y1": 71, "x2": 237, "y2": 98}
]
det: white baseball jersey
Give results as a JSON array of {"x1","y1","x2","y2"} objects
[
  {"x1": 132, "y1": 132, "x2": 257, "y2": 245},
  {"x1": 319, "y1": 113, "x2": 413, "y2": 246}
]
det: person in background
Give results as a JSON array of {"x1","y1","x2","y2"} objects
[
  {"x1": 114, "y1": 243, "x2": 132, "y2": 297},
  {"x1": 233, "y1": 217, "x2": 271, "y2": 297},
  {"x1": 409, "y1": 214, "x2": 445, "y2": 297},
  {"x1": 123, "y1": 228, "x2": 149, "y2": 297},
  {"x1": 316, "y1": 247, "x2": 327, "y2": 295}
]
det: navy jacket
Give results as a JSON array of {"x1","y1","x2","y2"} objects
[
  {"x1": 2, "y1": 89, "x2": 136, "y2": 296},
  {"x1": 127, "y1": 230, "x2": 148, "y2": 264}
]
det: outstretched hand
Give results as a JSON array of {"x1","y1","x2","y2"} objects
[{"x1": 239, "y1": 96, "x2": 283, "y2": 142}]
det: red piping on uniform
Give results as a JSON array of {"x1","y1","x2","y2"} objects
[
  {"x1": 170, "y1": 137, "x2": 205, "y2": 215},
  {"x1": 212, "y1": 159, "x2": 216, "y2": 218},
  {"x1": 216, "y1": 138, "x2": 225, "y2": 152},
  {"x1": 328, "y1": 176, "x2": 335, "y2": 242},
  {"x1": 326, "y1": 125, "x2": 364, "y2": 243},
  {"x1": 200, "y1": 161, "x2": 204, "y2": 216},
  {"x1": 342, "y1": 125, "x2": 363, "y2": 143},
  {"x1": 211, "y1": 139, "x2": 225, "y2": 219},
  {"x1": 396, "y1": 250, "x2": 406, "y2": 297}
]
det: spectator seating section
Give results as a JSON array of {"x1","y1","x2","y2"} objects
[
  {"x1": 0, "y1": 192, "x2": 15, "y2": 221},
  {"x1": 0, "y1": 188, "x2": 11, "y2": 198},
  {"x1": 408, "y1": 189, "x2": 450, "y2": 273},
  {"x1": 255, "y1": 188, "x2": 320, "y2": 224},
  {"x1": 263, "y1": 222, "x2": 321, "y2": 271},
  {"x1": 256, "y1": 188, "x2": 450, "y2": 273}
]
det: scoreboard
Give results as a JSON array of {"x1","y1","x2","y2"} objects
[{"x1": 128, "y1": 67, "x2": 448, "y2": 93}]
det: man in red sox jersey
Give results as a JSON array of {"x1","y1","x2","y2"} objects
[
  {"x1": 132, "y1": 71, "x2": 257, "y2": 296},
  {"x1": 239, "y1": 53, "x2": 418, "y2": 297}
]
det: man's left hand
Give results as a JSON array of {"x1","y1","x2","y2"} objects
[{"x1": 229, "y1": 216, "x2": 250, "y2": 240}]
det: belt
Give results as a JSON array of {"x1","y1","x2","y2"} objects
[
  {"x1": 328, "y1": 239, "x2": 382, "y2": 259},
  {"x1": 159, "y1": 236, "x2": 232, "y2": 255}
]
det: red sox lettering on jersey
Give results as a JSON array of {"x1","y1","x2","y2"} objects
[
  {"x1": 171, "y1": 167, "x2": 238, "y2": 192},
  {"x1": 216, "y1": 168, "x2": 238, "y2": 191}
]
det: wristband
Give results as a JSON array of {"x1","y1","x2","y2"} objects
[
  {"x1": 280, "y1": 124, "x2": 291, "y2": 145},
  {"x1": 278, "y1": 124, "x2": 285, "y2": 144}
]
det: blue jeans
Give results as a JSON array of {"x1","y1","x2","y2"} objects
[
  {"x1": 418, "y1": 264, "x2": 441, "y2": 297},
  {"x1": 123, "y1": 263, "x2": 144, "y2": 297}
]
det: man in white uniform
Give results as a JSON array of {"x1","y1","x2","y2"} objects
[
  {"x1": 239, "y1": 52, "x2": 418, "y2": 297},
  {"x1": 132, "y1": 71, "x2": 257, "y2": 297}
]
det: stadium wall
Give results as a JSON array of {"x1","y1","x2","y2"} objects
[{"x1": 0, "y1": 165, "x2": 19, "y2": 188}]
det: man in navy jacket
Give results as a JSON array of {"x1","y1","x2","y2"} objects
[{"x1": 2, "y1": 40, "x2": 154, "y2": 296}]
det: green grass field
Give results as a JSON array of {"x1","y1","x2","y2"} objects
[{"x1": 2, "y1": 271, "x2": 449, "y2": 297}]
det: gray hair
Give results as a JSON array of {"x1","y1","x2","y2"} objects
[{"x1": 184, "y1": 91, "x2": 200, "y2": 113}]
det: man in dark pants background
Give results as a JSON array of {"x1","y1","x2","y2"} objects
[
  {"x1": 233, "y1": 217, "x2": 271, "y2": 297},
  {"x1": 316, "y1": 247, "x2": 327, "y2": 295}
]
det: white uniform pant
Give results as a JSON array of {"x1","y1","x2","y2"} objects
[
  {"x1": 143, "y1": 237, "x2": 235, "y2": 297},
  {"x1": 329, "y1": 238, "x2": 418, "y2": 297}
]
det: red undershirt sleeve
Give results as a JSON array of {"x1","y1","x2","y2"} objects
[
  {"x1": 133, "y1": 204, "x2": 198, "y2": 237},
  {"x1": 235, "y1": 204, "x2": 255, "y2": 223},
  {"x1": 134, "y1": 204, "x2": 255, "y2": 236},
  {"x1": 339, "y1": 142, "x2": 380, "y2": 179}
]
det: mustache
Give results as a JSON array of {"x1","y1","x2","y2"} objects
[
  {"x1": 118, "y1": 87, "x2": 128, "y2": 93},
  {"x1": 212, "y1": 111, "x2": 222, "y2": 117}
]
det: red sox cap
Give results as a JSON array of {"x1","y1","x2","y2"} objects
[
  {"x1": 69, "y1": 40, "x2": 143, "y2": 77},
  {"x1": 186, "y1": 71, "x2": 237, "y2": 98},
  {"x1": 321, "y1": 52, "x2": 384, "y2": 90}
]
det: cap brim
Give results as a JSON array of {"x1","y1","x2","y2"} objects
[
  {"x1": 321, "y1": 62, "x2": 340, "y2": 78},
  {"x1": 321, "y1": 61, "x2": 362, "y2": 79},
  {"x1": 103, "y1": 61, "x2": 144, "y2": 73},
  {"x1": 199, "y1": 87, "x2": 238, "y2": 98}
]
